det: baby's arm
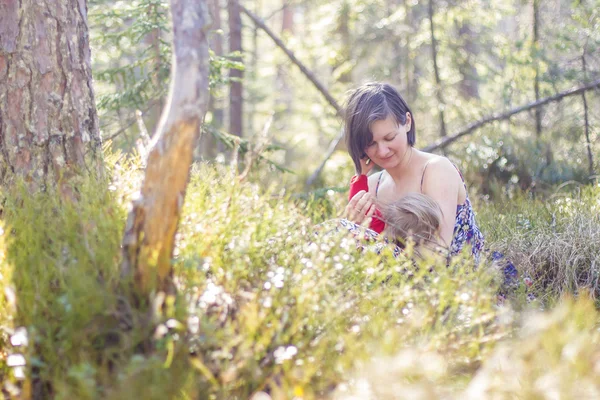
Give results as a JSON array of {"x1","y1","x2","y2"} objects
[
  {"x1": 347, "y1": 174, "x2": 385, "y2": 234},
  {"x1": 348, "y1": 174, "x2": 369, "y2": 201}
]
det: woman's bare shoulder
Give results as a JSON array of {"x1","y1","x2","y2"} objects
[{"x1": 423, "y1": 155, "x2": 461, "y2": 181}]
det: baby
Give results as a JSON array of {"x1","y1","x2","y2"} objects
[
  {"x1": 379, "y1": 193, "x2": 443, "y2": 250},
  {"x1": 349, "y1": 168, "x2": 443, "y2": 252}
]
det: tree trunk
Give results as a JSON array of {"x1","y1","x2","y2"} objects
[
  {"x1": 533, "y1": 0, "x2": 542, "y2": 138},
  {"x1": 121, "y1": 0, "x2": 210, "y2": 297},
  {"x1": 404, "y1": 0, "x2": 418, "y2": 104},
  {"x1": 201, "y1": 0, "x2": 224, "y2": 158},
  {"x1": 246, "y1": 0, "x2": 260, "y2": 139},
  {"x1": 428, "y1": 0, "x2": 447, "y2": 138},
  {"x1": 228, "y1": 0, "x2": 243, "y2": 138},
  {"x1": 276, "y1": 0, "x2": 294, "y2": 126},
  {"x1": 0, "y1": 0, "x2": 102, "y2": 192},
  {"x1": 145, "y1": 0, "x2": 165, "y2": 133},
  {"x1": 582, "y1": 51, "x2": 594, "y2": 176},
  {"x1": 387, "y1": 0, "x2": 404, "y2": 86},
  {"x1": 282, "y1": 0, "x2": 294, "y2": 33},
  {"x1": 334, "y1": 0, "x2": 352, "y2": 82},
  {"x1": 456, "y1": 21, "x2": 479, "y2": 99}
]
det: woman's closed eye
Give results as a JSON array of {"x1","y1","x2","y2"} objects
[{"x1": 367, "y1": 134, "x2": 396, "y2": 147}]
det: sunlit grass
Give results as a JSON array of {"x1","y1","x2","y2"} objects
[
  {"x1": 0, "y1": 159, "x2": 598, "y2": 398},
  {"x1": 478, "y1": 184, "x2": 600, "y2": 304}
]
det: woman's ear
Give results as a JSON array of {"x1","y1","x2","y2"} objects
[{"x1": 405, "y1": 112, "x2": 412, "y2": 131}]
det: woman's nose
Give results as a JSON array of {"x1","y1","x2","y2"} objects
[{"x1": 377, "y1": 144, "x2": 389, "y2": 156}]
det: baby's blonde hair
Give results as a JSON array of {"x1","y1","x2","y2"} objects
[{"x1": 380, "y1": 193, "x2": 443, "y2": 246}]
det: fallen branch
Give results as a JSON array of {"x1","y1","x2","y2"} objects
[
  {"x1": 305, "y1": 128, "x2": 343, "y2": 187},
  {"x1": 423, "y1": 78, "x2": 600, "y2": 152},
  {"x1": 240, "y1": 5, "x2": 342, "y2": 116}
]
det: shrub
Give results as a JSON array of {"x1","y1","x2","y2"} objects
[{"x1": 0, "y1": 160, "x2": 597, "y2": 399}]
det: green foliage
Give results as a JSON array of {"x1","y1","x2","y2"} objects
[
  {"x1": 209, "y1": 50, "x2": 245, "y2": 90},
  {"x1": 0, "y1": 176, "x2": 128, "y2": 396},
  {"x1": 0, "y1": 160, "x2": 599, "y2": 398},
  {"x1": 90, "y1": 0, "x2": 171, "y2": 112},
  {"x1": 90, "y1": 0, "x2": 244, "y2": 152},
  {"x1": 203, "y1": 125, "x2": 292, "y2": 174},
  {"x1": 173, "y1": 163, "x2": 507, "y2": 398},
  {"x1": 465, "y1": 295, "x2": 600, "y2": 398},
  {"x1": 87, "y1": 0, "x2": 600, "y2": 189}
]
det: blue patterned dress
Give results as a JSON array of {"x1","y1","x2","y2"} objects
[{"x1": 448, "y1": 166, "x2": 485, "y2": 262}]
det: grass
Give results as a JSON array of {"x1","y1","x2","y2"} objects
[
  {"x1": 478, "y1": 184, "x2": 600, "y2": 304},
  {"x1": 0, "y1": 159, "x2": 598, "y2": 398}
]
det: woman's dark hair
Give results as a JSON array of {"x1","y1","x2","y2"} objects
[{"x1": 344, "y1": 82, "x2": 415, "y2": 174}]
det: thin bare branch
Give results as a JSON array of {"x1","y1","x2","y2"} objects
[
  {"x1": 240, "y1": 5, "x2": 342, "y2": 116},
  {"x1": 423, "y1": 78, "x2": 600, "y2": 152}
]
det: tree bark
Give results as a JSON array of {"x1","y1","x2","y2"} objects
[
  {"x1": 246, "y1": 0, "x2": 259, "y2": 140},
  {"x1": 121, "y1": 0, "x2": 210, "y2": 297},
  {"x1": 405, "y1": 0, "x2": 423, "y2": 104},
  {"x1": 228, "y1": 0, "x2": 243, "y2": 137},
  {"x1": 0, "y1": 0, "x2": 102, "y2": 192},
  {"x1": 276, "y1": 0, "x2": 294, "y2": 125},
  {"x1": 456, "y1": 21, "x2": 479, "y2": 99},
  {"x1": 333, "y1": 0, "x2": 352, "y2": 82},
  {"x1": 387, "y1": 0, "x2": 404, "y2": 86},
  {"x1": 282, "y1": 0, "x2": 294, "y2": 33},
  {"x1": 146, "y1": 0, "x2": 165, "y2": 129}
]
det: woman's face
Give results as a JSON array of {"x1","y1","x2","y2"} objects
[{"x1": 364, "y1": 114, "x2": 411, "y2": 170}]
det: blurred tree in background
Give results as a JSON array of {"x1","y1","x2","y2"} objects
[{"x1": 90, "y1": 0, "x2": 599, "y2": 195}]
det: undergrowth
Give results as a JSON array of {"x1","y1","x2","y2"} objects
[{"x1": 0, "y1": 160, "x2": 597, "y2": 399}]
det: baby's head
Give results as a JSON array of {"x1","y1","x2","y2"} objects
[{"x1": 380, "y1": 193, "x2": 442, "y2": 247}]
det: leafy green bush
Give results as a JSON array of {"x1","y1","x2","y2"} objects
[
  {"x1": 0, "y1": 160, "x2": 598, "y2": 399},
  {"x1": 0, "y1": 176, "x2": 128, "y2": 398},
  {"x1": 172, "y1": 164, "x2": 508, "y2": 398}
]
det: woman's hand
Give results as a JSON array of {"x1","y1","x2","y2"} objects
[
  {"x1": 358, "y1": 155, "x2": 375, "y2": 175},
  {"x1": 345, "y1": 190, "x2": 375, "y2": 226}
]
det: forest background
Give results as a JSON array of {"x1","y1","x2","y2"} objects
[
  {"x1": 0, "y1": 0, "x2": 599, "y2": 398},
  {"x1": 94, "y1": 0, "x2": 599, "y2": 194}
]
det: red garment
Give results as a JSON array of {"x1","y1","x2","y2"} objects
[{"x1": 348, "y1": 175, "x2": 385, "y2": 233}]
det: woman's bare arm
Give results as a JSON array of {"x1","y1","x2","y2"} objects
[{"x1": 420, "y1": 157, "x2": 461, "y2": 247}]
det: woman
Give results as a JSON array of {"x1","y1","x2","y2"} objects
[{"x1": 343, "y1": 82, "x2": 485, "y2": 261}]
